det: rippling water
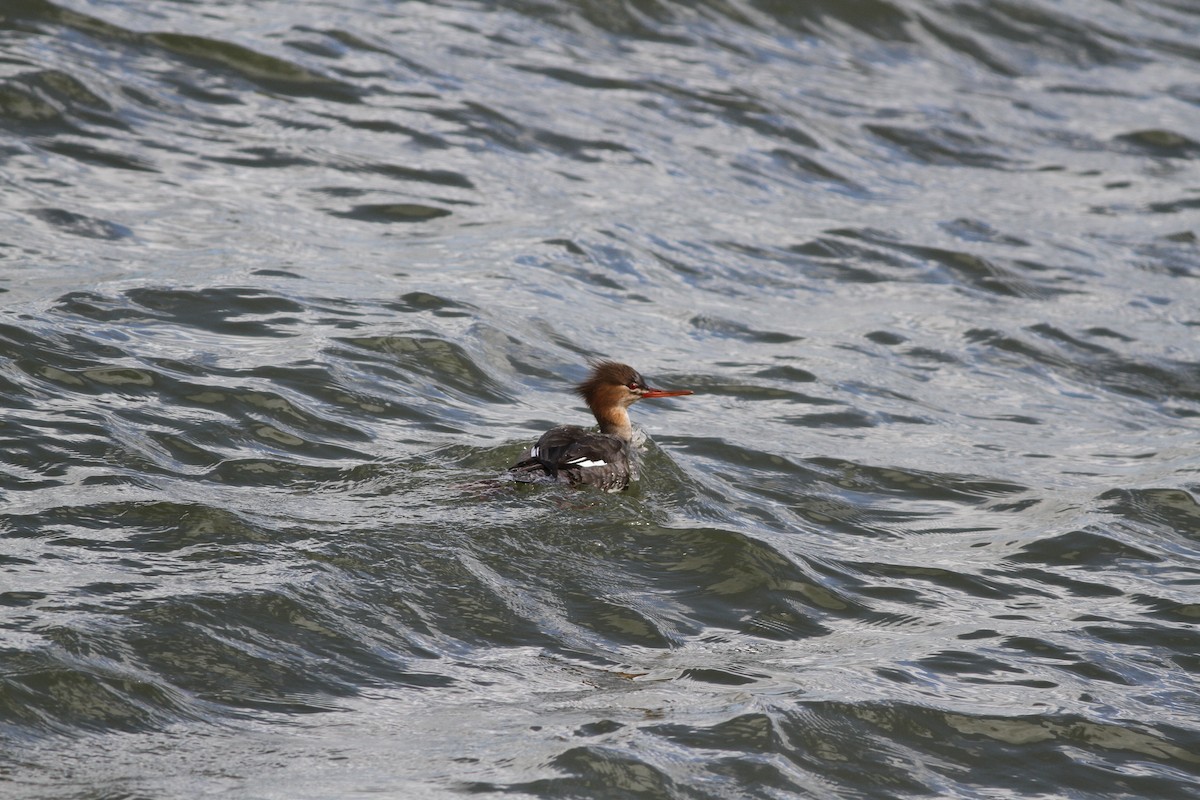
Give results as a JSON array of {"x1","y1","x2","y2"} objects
[{"x1": 3, "y1": 0, "x2": 1200, "y2": 797}]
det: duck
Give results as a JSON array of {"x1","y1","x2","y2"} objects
[{"x1": 509, "y1": 361, "x2": 693, "y2": 491}]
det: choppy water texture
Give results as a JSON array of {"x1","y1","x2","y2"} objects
[{"x1": 2, "y1": 0, "x2": 1199, "y2": 797}]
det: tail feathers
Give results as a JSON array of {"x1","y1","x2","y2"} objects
[{"x1": 509, "y1": 458, "x2": 556, "y2": 484}]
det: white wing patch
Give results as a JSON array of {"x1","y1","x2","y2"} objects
[
  {"x1": 529, "y1": 446, "x2": 539, "y2": 458},
  {"x1": 567, "y1": 457, "x2": 607, "y2": 469}
]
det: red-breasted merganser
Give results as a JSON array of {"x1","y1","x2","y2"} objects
[{"x1": 509, "y1": 361, "x2": 693, "y2": 492}]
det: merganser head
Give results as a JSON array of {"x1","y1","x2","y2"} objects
[{"x1": 575, "y1": 361, "x2": 692, "y2": 439}]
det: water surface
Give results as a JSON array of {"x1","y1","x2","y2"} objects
[{"x1": 2, "y1": 0, "x2": 1199, "y2": 797}]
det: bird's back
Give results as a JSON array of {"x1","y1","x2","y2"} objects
[{"x1": 509, "y1": 425, "x2": 633, "y2": 492}]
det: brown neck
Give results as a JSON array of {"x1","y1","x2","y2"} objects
[{"x1": 593, "y1": 404, "x2": 633, "y2": 441}]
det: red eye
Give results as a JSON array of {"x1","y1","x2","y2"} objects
[{"x1": 627, "y1": 382, "x2": 639, "y2": 390}]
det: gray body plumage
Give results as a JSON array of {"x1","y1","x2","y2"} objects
[{"x1": 509, "y1": 425, "x2": 636, "y2": 492}]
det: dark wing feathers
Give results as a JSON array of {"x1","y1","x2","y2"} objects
[{"x1": 509, "y1": 426, "x2": 632, "y2": 491}]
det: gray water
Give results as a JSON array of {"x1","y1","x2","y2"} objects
[{"x1": 2, "y1": 0, "x2": 1199, "y2": 797}]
